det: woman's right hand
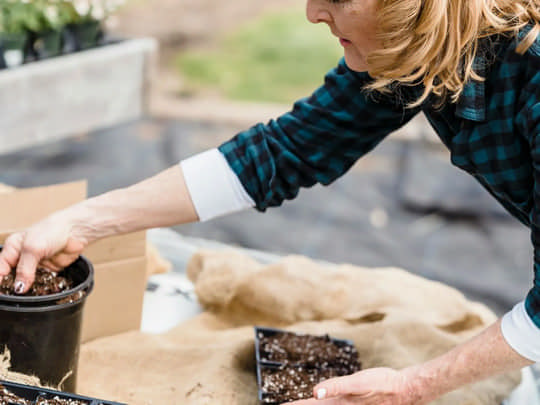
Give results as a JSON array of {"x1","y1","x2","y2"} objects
[
  {"x1": 0, "y1": 211, "x2": 89, "y2": 294},
  {"x1": 0, "y1": 165, "x2": 200, "y2": 294}
]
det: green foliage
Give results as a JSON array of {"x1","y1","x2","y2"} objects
[
  {"x1": 57, "y1": 1, "x2": 95, "y2": 25},
  {"x1": 176, "y1": 11, "x2": 343, "y2": 104},
  {"x1": 0, "y1": 0, "x2": 31, "y2": 33},
  {"x1": 0, "y1": 0, "x2": 67, "y2": 33},
  {"x1": 0, "y1": 1, "x2": 123, "y2": 34}
]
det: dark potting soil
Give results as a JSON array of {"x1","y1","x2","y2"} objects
[
  {"x1": 0, "y1": 269, "x2": 73, "y2": 296},
  {"x1": 0, "y1": 385, "x2": 89, "y2": 405},
  {"x1": 35, "y1": 396, "x2": 89, "y2": 405},
  {"x1": 261, "y1": 365, "x2": 348, "y2": 403},
  {"x1": 258, "y1": 331, "x2": 362, "y2": 403},
  {"x1": 56, "y1": 291, "x2": 86, "y2": 305},
  {"x1": 0, "y1": 384, "x2": 31, "y2": 404},
  {"x1": 258, "y1": 331, "x2": 361, "y2": 370}
]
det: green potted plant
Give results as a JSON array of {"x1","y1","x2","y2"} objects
[
  {"x1": 0, "y1": 0, "x2": 30, "y2": 67},
  {"x1": 25, "y1": 0, "x2": 68, "y2": 59},
  {"x1": 62, "y1": 0, "x2": 103, "y2": 51},
  {"x1": 63, "y1": 0, "x2": 126, "y2": 51}
]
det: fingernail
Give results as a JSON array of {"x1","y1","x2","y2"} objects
[
  {"x1": 14, "y1": 281, "x2": 25, "y2": 294},
  {"x1": 316, "y1": 388, "x2": 327, "y2": 400}
]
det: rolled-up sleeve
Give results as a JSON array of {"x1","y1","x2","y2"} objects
[
  {"x1": 218, "y1": 58, "x2": 421, "y2": 211},
  {"x1": 503, "y1": 89, "x2": 540, "y2": 361}
]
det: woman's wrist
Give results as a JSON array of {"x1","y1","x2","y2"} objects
[{"x1": 401, "y1": 363, "x2": 442, "y2": 404}]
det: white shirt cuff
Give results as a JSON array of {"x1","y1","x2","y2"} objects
[
  {"x1": 501, "y1": 301, "x2": 540, "y2": 362},
  {"x1": 180, "y1": 148, "x2": 255, "y2": 221}
]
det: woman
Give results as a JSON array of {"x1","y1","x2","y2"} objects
[{"x1": 1, "y1": 0, "x2": 540, "y2": 403}]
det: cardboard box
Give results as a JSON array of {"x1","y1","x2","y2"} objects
[{"x1": 0, "y1": 181, "x2": 147, "y2": 343}]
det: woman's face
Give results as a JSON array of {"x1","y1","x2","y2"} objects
[{"x1": 306, "y1": 0, "x2": 379, "y2": 72}]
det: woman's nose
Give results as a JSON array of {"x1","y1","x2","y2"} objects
[{"x1": 306, "y1": 0, "x2": 332, "y2": 24}]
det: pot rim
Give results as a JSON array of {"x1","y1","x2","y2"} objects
[
  {"x1": 0, "y1": 248, "x2": 94, "y2": 305},
  {"x1": 0, "y1": 281, "x2": 94, "y2": 312}
]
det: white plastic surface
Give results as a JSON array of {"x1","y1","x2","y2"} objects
[{"x1": 141, "y1": 272, "x2": 202, "y2": 334}]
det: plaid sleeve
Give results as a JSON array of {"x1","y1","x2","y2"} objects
[
  {"x1": 218, "y1": 59, "x2": 420, "y2": 211},
  {"x1": 524, "y1": 61, "x2": 540, "y2": 328}
]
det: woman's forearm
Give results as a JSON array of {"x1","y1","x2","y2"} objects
[
  {"x1": 404, "y1": 319, "x2": 532, "y2": 402},
  {"x1": 61, "y1": 165, "x2": 199, "y2": 243}
]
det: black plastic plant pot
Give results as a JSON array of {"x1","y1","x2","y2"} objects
[
  {"x1": 0, "y1": 44, "x2": 6, "y2": 69},
  {"x1": 0, "y1": 249, "x2": 94, "y2": 393},
  {"x1": 33, "y1": 30, "x2": 63, "y2": 59},
  {"x1": 0, "y1": 379, "x2": 126, "y2": 404},
  {"x1": 68, "y1": 21, "x2": 103, "y2": 51},
  {"x1": 61, "y1": 27, "x2": 78, "y2": 54},
  {"x1": 0, "y1": 32, "x2": 29, "y2": 68},
  {"x1": 0, "y1": 32, "x2": 28, "y2": 52}
]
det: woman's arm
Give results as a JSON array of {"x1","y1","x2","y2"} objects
[
  {"x1": 403, "y1": 319, "x2": 531, "y2": 402},
  {"x1": 291, "y1": 319, "x2": 531, "y2": 405},
  {"x1": 0, "y1": 165, "x2": 198, "y2": 293}
]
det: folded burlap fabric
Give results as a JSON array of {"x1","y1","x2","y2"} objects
[{"x1": 76, "y1": 250, "x2": 520, "y2": 404}]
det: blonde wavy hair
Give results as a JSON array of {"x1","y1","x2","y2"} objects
[{"x1": 366, "y1": 0, "x2": 540, "y2": 107}]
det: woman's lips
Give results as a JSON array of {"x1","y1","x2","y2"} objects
[{"x1": 339, "y1": 38, "x2": 352, "y2": 47}]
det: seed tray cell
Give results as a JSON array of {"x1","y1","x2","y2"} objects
[
  {"x1": 0, "y1": 380, "x2": 125, "y2": 405},
  {"x1": 254, "y1": 327, "x2": 362, "y2": 405}
]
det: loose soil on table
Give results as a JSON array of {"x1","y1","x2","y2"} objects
[
  {"x1": 0, "y1": 269, "x2": 73, "y2": 297},
  {"x1": 258, "y1": 331, "x2": 362, "y2": 404}
]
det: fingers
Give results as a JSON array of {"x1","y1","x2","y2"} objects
[
  {"x1": 0, "y1": 233, "x2": 24, "y2": 276},
  {"x1": 14, "y1": 247, "x2": 40, "y2": 294},
  {"x1": 287, "y1": 397, "x2": 343, "y2": 405},
  {"x1": 40, "y1": 259, "x2": 62, "y2": 273},
  {"x1": 314, "y1": 374, "x2": 367, "y2": 400},
  {"x1": 48, "y1": 252, "x2": 79, "y2": 269}
]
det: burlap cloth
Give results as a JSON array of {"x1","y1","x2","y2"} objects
[{"x1": 76, "y1": 250, "x2": 521, "y2": 404}]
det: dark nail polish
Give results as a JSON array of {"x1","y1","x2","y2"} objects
[{"x1": 14, "y1": 281, "x2": 25, "y2": 294}]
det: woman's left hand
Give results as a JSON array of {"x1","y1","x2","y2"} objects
[{"x1": 288, "y1": 367, "x2": 428, "y2": 405}]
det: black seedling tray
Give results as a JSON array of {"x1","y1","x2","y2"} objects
[
  {"x1": 0, "y1": 380, "x2": 126, "y2": 405},
  {"x1": 254, "y1": 327, "x2": 359, "y2": 404}
]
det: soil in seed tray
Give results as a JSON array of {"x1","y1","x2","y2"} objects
[
  {"x1": 0, "y1": 384, "x2": 31, "y2": 405},
  {"x1": 35, "y1": 396, "x2": 89, "y2": 405},
  {"x1": 0, "y1": 269, "x2": 73, "y2": 296},
  {"x1": 0, "y1": 385, "x2": 89, "y2": 405},
  {"x1": 257, "y1": 331, "x2": 362, "y2": 403},
  {"x1": 258, "y1": 331, "x2": 361, "y2": 372},
  {"x1": 261, "y1": 365, "x2": 347, "y2": 403}
]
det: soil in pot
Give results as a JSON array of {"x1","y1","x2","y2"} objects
[
  {"x1": 257, "y1": 330, "x2": 362, "y2": 404},
  {"x1": 0, "y1": 268, "x2": 74, "y2": 297}
]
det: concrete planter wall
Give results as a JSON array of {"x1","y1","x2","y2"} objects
[{"x1": 0, "y1": 38, "x2": 157, "y2": 155}]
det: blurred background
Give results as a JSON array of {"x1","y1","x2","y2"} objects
[{"x1": 0, "y1": 0, "x2": 533, "y2": 316}]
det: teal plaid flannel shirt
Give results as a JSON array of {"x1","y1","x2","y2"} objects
[{"x1": 219, "y1": 27, "x2": 540, "y2": 327}]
